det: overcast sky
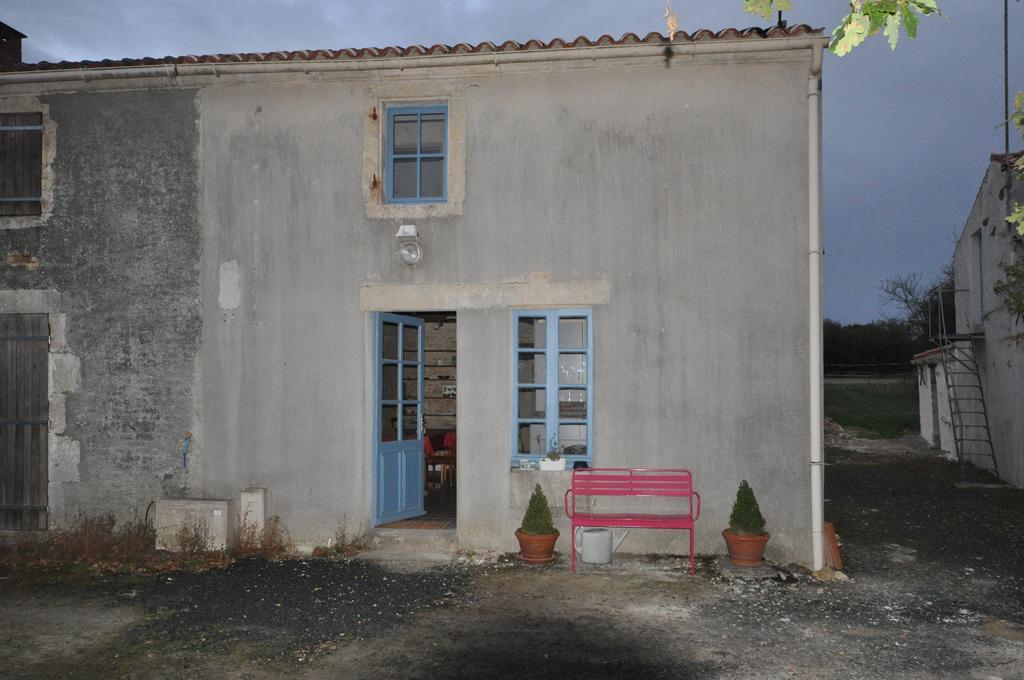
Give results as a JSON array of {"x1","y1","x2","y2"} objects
[{"x1": 4, "y1": 1, "x2": 1022, "y2": 324}]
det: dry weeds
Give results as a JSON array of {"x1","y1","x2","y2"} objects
[
  {"x1": 230, "y1": 515, "x2": 292, "y2": 559},
  {"x1": 0, "y1": 513, "x2": 230, "y2": 579}
]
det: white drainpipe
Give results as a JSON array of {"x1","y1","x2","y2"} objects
[{"x1": 808, "y1": 45, "x2": 825, "y2": 571}]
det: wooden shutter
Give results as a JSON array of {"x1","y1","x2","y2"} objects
[
  {"x1": 0, "y1": 113, "x2": 43, "y2": 217},
  {"x1": 0, "y1": 314, "x2": 49, "y2": 531}
]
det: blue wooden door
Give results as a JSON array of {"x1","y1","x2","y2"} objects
[{"x1": 374, "y1": 313, "x2": 425, "y2": 525}]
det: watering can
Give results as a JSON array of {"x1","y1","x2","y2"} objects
[{"x1": 574, "y1": 527, "x2": 629, "y2": 564}]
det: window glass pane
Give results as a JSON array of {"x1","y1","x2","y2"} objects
[
  {"x1": 403, "y1": 364, "x2": 419, "y2": 401},
  {"x1": 382, "y1": 322, "x2": 399, "y2": 359},
  {"x1": 420, "y1": 114, "x2": 445, "y2": 154},
  {"x1": 381, "y1": 364, "x2": 398, "y2": 401},
  {"x1": 518, "y1": 317, "x2": 546, "y2": 349},
  {"x1": 381, "y1": 405, "x2": 398, "y2": 441},
  {"x1": 517, "y1": 352, "x2": 545, "y2": 384},
  {"x1": 518, "y1": 388, "x2": 546, "y2": 419},
  {"x1": 402, "y1": 325, "x2": 419, "y2": 360},
  {"x1": 558, "y1": 317, "x2": 587, "y2": 349},
  {"x1": 392, "y1": 158, "x2": 417, "y2": 198},
  {"x1": 420, "y1": 158, "x2": 444, "y2": 199},
  {"x1": 402, "y1": 405, "x2": 419, "y2": 441},
  {"x1": 518, "y1": 423, "x2": 546, "y2": 456},
  {"x1": 559, "y1": 389, "x2": 587, "y2": 419},
  {"x1": 559, "y1": 424, "x2": 587, "y2": 457},
  {"x1": 558, "y1": 353, "x2": 587, "y2": 385},
  {"x1": 392, "y1": 114, "x2": 417, "y2": 154}
]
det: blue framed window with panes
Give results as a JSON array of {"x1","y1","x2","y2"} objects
[
  {"x1": 513, "y1": 310, "x2": 593, "y2": 467},
  {"x1": 385, "y1": 104, "x2": 447, "y2": 204}
]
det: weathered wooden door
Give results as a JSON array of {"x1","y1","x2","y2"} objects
[
  {"x1": 0, "y1": 314, "x2": 48, "y2": 531},
  {"x1": 374, "y1": 313, "x2": 424, "y2": 526}
]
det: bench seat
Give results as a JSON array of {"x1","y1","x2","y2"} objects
[{"x1": 572, "y1": 512, "x2": 695, "y2": 530}]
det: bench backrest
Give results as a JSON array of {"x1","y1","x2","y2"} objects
[{"x1": 571, "y1": 468, "x2": 694, "y2": 498}]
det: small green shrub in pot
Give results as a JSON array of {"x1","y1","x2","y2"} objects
[
  {"x1": 516, "y1": 484, "x2": 558, "y2": 563},
  {"x1": 723, "y1": 479, "x2": 769, "y2": 567},
  {"x1": 728, "y1": 480, "x2": 766, "y2": 536},
  {"x1": 521, "y1": 484, "x2": 556, "y2": 535}
]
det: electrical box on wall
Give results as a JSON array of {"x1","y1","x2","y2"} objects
[
  {"x1": 154, "y1": 498, "x2": 238, "y2": 551},
  {"x1": 239, "y1": 488, "x2": 266, "y2": 533}
]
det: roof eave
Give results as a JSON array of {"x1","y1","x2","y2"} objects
[
  {"x1": 0, "y1": 31, "x2": 829, "y2": 90},
  {"x1": 0, "y1": 26, "x2": 827, "y2": 76}
]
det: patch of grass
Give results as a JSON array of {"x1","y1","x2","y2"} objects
[{"x1": 824, "y1": 377, "x2": 919, "y2": 438}]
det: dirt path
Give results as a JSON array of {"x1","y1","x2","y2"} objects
[
  {"x1": 3, "y1": 438, "x2": 1023, "y2": 679},
  {"x1": 318, "y1": 559, "x2": 719, "y2": 679},
  {"x1": 0, "y1": 592, "x2": 140, "y2": 669}
]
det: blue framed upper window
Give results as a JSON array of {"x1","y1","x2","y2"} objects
[
  {"x1": 513, "y1": 309, "x2": 593, "y2": 467},
  {"x1": 385, "y1": 105, "x2": 447, "y2": 204}
]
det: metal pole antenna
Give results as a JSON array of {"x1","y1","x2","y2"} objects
[
  {"x1": 1005, "y1": 0, "x2": 1010, "y2": 163},
  {"x1": 1004, "y1": 0, "x2": 1012, "y2": 224}
]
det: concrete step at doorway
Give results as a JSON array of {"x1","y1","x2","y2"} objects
[{"x1": 357, "y1": 528, "x2": 458, "y2": 565}]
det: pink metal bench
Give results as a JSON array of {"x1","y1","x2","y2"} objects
[{"x1": 563, "y1": 468, "x2": 701, "y2": 575}]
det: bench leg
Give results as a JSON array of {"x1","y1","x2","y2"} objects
[
  {"x1": 689, "y1": 528, "x2": 695, "y2": 576},
  {"x1": 570, "y1": 524, "x2": 576, "y2": 574}
]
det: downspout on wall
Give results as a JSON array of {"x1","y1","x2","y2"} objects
[{"x1": 808, "y1": 45, "x2": 825, "y2": 571}]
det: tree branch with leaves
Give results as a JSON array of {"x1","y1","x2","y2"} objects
[
  {"x1": 742, "y1": 0, "x2": 941, "y2": 55},
  {"x1": 1007, "y1": 91, "x2": 1024, "y2": 235}
]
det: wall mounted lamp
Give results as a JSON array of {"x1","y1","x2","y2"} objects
[{"x1": 396, "y1": 224, "x2": 422, "y2": 266}]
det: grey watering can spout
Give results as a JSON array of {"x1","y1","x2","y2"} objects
[{"x1": 575, "y1": 527, "x2": 630, "y2": 564}]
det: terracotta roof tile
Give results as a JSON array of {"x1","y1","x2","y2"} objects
[
  {"x1": 0, "y1": 25, "x2": 824, "y2": 73},
  {"x1": 991, "y1": 150, "x2": 1024, "y2": 164}
]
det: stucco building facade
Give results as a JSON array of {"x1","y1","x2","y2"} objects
[
  {"x1": 1, "y1": 26, "x2": 829, "y2": 564},
  {"x1": 947, "y1": 152, "x2": 1024, "y2": 488}
]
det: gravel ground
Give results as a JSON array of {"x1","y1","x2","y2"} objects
[
  {"x1": 3, "y1": 558, "x2": 473, "y2": 678},
  {"x1": 3, "y1": 437, "x2": 1023, "y2": 679},
  {"x1": 131, "y1": 557, "x2": 472, "y2": 658}
]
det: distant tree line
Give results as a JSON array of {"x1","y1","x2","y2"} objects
[
  {"x1": 825, "y1": 263, "x2": 955, "y2": 374},
  {"x1": 824, "y1": 319, "x2": 927, "y2": 373}
]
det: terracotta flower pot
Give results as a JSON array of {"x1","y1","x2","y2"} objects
[
  {"x1": 515, "y1": 528, "x2": 559, "y2": 563},
  {"x1": 722, "y1": 529, "x2": 770, "y2": 567}
]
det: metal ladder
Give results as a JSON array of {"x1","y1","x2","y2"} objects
[{"x1": 934, "y1": 291, "x2": 1000, "y2": 477}]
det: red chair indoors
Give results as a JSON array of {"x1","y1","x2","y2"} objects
[
  {"x1": 424, "y1": 432, "x2": 455, "y2": 490},
  {"x1": 441, "y1": 431, "x2": 457, "y2": 458}
]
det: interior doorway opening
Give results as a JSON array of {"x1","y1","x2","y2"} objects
[{"x1": 375, "y1": 311, "x2": 457, "y2": 529}]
